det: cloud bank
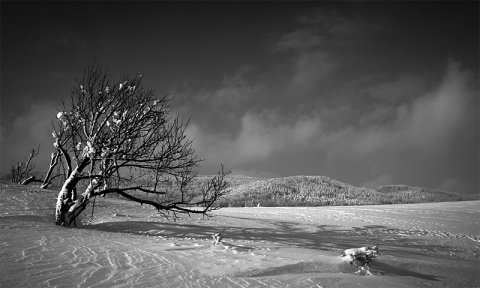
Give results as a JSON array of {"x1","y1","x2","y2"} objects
[{"x1": 183, "y1": 59, "x2": 478, "y2": 194}]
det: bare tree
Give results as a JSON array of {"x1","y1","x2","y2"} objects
[
  {"x1": 10, "y1": 146, "x2": 41, "y2": 184},
  {"x1": 53, "y1": 64, "x2": 229, "y2": 227},
  {"x1": 10, "y1": 146, "x2": 64, "y2": 188}
]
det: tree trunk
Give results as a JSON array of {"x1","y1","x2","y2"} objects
[
  {"x1": 20, "y1": 176, "x2": 41, "y2": 185},
  {"x1": 55, "y1": 157, "x2": 90, "y2": 227},
  {"x1": 40, "y1": 152, "x2": 60, "y2": 189},
  {"x1": 64, "y1": 181, "x2": 100, "y2": 226}
]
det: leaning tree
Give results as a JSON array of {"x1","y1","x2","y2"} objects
[{"x1": 53, "y1": 64, "x2": 229, "y2": 227}]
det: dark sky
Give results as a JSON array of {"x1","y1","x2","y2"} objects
[{"x1": 1, "y1": 1, "x2": 478, "y2": 194}]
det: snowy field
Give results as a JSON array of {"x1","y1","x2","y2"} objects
[{"x1": 0, "y1": 182, "x2": 479, "y2": 288}]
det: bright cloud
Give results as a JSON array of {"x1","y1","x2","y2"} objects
[
  {"x1": 317, "y1": 61, "x2": 474, "y2": 157},
  {"x1": 188, "y1": 111, "x2": 323, "y2": 168}
]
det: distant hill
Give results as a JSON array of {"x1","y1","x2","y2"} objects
[{"x1": 215, "y1": 175, "x2": 478, "y2": 207}]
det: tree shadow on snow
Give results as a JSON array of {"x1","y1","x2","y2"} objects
[
  {"x1": 81, "y1": 218, "x2": 460, "y2": 256},
  {"x1": 369, "y1": 261, "x2": 445, "y2": 281},
  {"x1": 82, "y1": 216, "x2": 454, "y2": 281}
]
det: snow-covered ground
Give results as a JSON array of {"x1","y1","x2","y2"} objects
[{"x1": 0, "y1": 182, "x2": 478, "y2": 287}]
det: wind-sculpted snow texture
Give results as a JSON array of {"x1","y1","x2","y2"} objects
[{"x1": 0, "y1": 182, "x2": 478, "y2": 287}]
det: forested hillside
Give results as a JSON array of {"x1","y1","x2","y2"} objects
[{"x1": 216, "y1": 175, "x2": 478, "y2": 207}]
